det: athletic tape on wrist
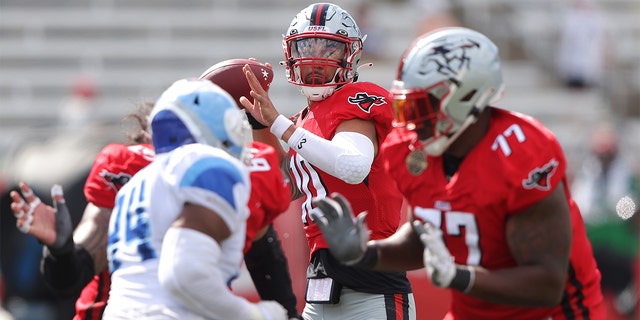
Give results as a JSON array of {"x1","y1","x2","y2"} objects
[
  {"x1": 270, "y1": 115, "x2": 293, "y2": 140},
  {"x1": 450, "y1": 266, "x2": 475, "y2": 293},
  {"x1": 466, "y1": 267, "x2": 476, "y2": 293}
]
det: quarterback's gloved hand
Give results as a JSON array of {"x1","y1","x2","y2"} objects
[
  {"x1": 10, "y1": 183, "x2": 74, "y2": 256},
  {"x1": 412, "y1": 220, "x2": 475, "y2": 293},
  {"x1": 248, "y1": 301, "x2": 288, "y2": 320},
  {"x1": 311, "y1": 193, "x2": 369, "y2": 265}
]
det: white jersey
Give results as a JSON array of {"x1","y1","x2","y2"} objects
[{"x1": 104, "y1": 143, "x2": 250, "y2": 318}]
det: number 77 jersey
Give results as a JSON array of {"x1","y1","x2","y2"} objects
[{"x1": 381, "y1": 107, "x2": 603, "y2": 320}]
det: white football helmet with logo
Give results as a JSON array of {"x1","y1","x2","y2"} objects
[
  {"x1": 391, "y1": 27, "x2": 505, "y2": 156},
  {"x1": 283, "y1": 2, "x2": 364, "y2": 101}
]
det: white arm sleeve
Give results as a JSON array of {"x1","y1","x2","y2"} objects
[
  {"x1": 158, "y1": 227, "x2": 286, "y2": 320},
  {"x1": 287, "y1": 129, "x2": 374, "y2": 184}
]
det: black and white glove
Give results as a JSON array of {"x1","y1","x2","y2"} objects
[
  {"x1": 311, "y1": 193, "x2": 370, "y2": 266},
  {"x1": 412, "y1": 220, "x2": 475, "y2": 293}
]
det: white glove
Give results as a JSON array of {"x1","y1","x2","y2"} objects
[
  {"x1": 412, "y1": 220, "x2": 456, "y2": 288},
  {"x1": 311, "y1": 192, "x2": 369, "y2": 265},
  {"x1": 248, "y1": 301, "x2": 288, "y2": 320}
]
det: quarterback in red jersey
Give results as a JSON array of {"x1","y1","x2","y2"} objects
[
  {"x1": 242, "y1": 3, "x2": 414, "y2": 320},
  {"x1": 311, "y1": 27, "x2": 604, "y2": 320}
]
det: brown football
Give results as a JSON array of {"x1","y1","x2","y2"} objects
[{"x1": 198, "y1": 58, "x2": 274, "y2": 109}]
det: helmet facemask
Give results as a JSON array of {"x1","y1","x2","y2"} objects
[
  {"x1": 283, "y1": 3, "x2": 364, "y2": 101},
  {"x1": 222, "y1": 108, "x2": 253, "y2": 165},
  {"x1": 285, "y1": 32, "x2": 361, "y2": 101},
  {"x1": 392, "y1": 80, "x2": 460, "y2": 156}
]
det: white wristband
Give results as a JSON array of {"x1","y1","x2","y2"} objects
[{"x1": 270, "y1": 115, "x2": 294, "y2": 140}]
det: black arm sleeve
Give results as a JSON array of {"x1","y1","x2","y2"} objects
[
  {"x1": 40, "y1": 245, "x2": 95, "y2": 298},
  {"x1": 244, "y1": 224, "x2": 301, "y2": 319}
]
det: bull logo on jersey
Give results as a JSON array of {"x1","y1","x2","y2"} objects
[
  {"x1": 100, "y1": 169, "x2": 133, "y2": 192},
  {"x1": 418, "y1": 37, "x2": 480, "y2": 78},
  {"x1": 522, "y1": 158, "x2": 558, "y2": 191},
  {"x1": 348, "y1": 92, "x2": 386, "y2": 113}
]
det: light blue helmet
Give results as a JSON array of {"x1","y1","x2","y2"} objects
[{"x1": 149, "y1": 78, "x2": 252, "y2": 161}]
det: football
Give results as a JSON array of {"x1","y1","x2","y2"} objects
[{"x1": 199, "y1": 58, "x2": 274, "y2": 109}]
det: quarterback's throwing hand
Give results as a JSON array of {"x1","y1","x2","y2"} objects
[{"x1": 311, "y1": 193, "x2": 369, "y2": 265}]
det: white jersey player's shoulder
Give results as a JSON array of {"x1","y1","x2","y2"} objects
[
  {"x1": 159, "y1": 144, "x2": 248, "y2": 182},
  {"x1": 161, "y1": 143, "x2": 251, "y2": 227}
]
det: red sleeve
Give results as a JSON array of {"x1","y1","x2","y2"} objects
[
  {"x1": 501, "y1": 115, "x2": 568, "y2": 214},
  {"x1": 327, "y1": 82, "x2": 394, "y2": 142},
  {"x1": 244, "y1": 142, "x2": 291, "y2": 252},
  {"x1": 83, "y1": 144, "x2": 154, "y2": 209}
]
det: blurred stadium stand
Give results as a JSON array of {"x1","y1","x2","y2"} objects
[{"x1": 0, "y1": 0, "x2": 638, "y2": 167}]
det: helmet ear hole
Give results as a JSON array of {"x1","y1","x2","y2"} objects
[
  {"x1": 151, "y1": 110, "x2": 197, "y2": 154},
  {"x1": 460, "y1": 90, "x2": 477, "y2": 102}
]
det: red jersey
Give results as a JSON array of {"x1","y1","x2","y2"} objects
[
  {"x1": 288, "y1": 81, "x2": 404, "y2": 256},
  {"x1": 382, "y1": 108, "x2": 603, "y2": 319},
  {"x1": 77, "y1": 143, "x2": 153, "y2": 320},
  {"x1": 243, "y1": 141, "x2": 291, "y2": 253},
  {"x1": 84, "y1": 144, "x2": 154, "y2": 209}
]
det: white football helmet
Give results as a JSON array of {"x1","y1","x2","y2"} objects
[
  {"x1": 283, "y1": 3, "x2": 364, "y2": 101},
  {"x1": 391, "y1": 27, "x2": 505, "y2": 156},
  {"x1": 149, "y1": 79, "x2": 252, "y2": 163}
]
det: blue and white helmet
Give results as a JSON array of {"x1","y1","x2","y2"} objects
[{"x1": 149, "y1": 78, "x2": 252, "y2": 162}]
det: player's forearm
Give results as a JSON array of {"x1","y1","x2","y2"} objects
[
  {"x1": 465, "y1": 265, "x2": 565, "y2": 307},
  {"x1": 373, "y1": 223, "x2": 425, "y2": 272},
  {"x1": 72, "y1": 204, "x2": 111, "y2": 273},
  {"x1": 159, "y1": 227, "x2": 283, "y2": 319}
]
